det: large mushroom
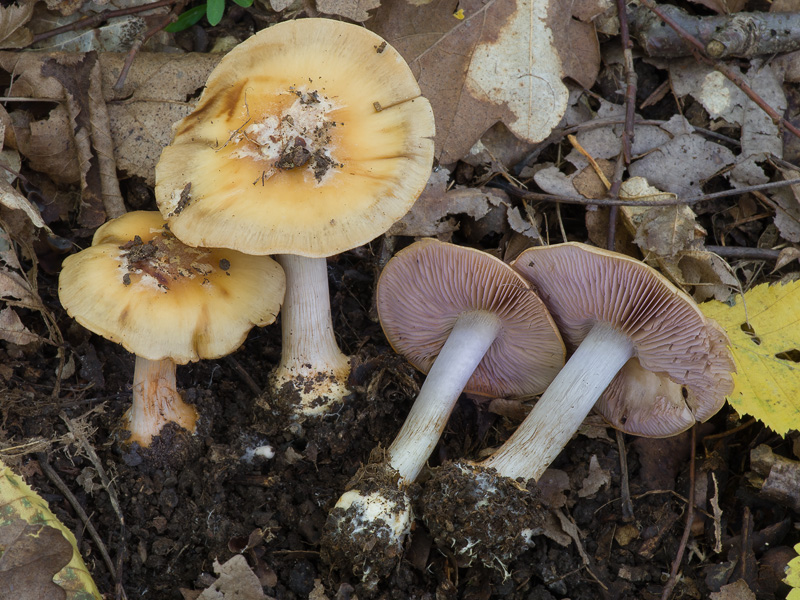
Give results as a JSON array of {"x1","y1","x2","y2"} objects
[
  {"x1": 421, "y1": 242, "x2": 735, "y2": 570},
  {"x1": 58, "y1": 211, "x2": 285, "y2": 448},
  {"x1": 155, "y1": 19, "x2": 435, "y2": 419},
  {"x1": 321, "y1": 239, "x2": 565, "y2": 588}
]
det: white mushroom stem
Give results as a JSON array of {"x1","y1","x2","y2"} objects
[
  {"x1": 270, "y1": 254, "x2": 351, "y2": 415},
  {"x1": 126, "y1": 356, "x2": 198, "y2": 447},
  {"x1": 388, "y1": 310, "x2": 503, "y2": 483},
  {"x1": 482, "y1": 322, "x2": 634, "y2": 482}
]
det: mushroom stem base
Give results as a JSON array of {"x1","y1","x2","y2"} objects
[
  {"x1": 125, "y1": 356, "x2": 198, "y2": 447},
  {"x1": 483, "y1": 322, "x2": 634, "y2": 481},
  {"x1": 268, "y1": 254, "x2": 351, "y2": 417}
]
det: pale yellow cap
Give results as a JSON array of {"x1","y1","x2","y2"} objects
[
  {"x1": 58, "y1": 211, "x2": 285, "y2": 364},
  {"x1": 156, "y1": 19, "x2": 435, "y2": 258}
]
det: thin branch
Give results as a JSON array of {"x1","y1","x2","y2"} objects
[
  {"x1": 639, "y1": 0, "x2": 800, "y2": 141},
  {"x1": 113, "y1": 1, "x2": 188, "y2": 91},
  {"x1": 496, "y1": 177, "x2": 800, "y2": 207},
  {"x1": 706, "y1": 245, "x2": 782, "y2": 261},
  {"x1": 37, "y1": 452, "x2": 118, "y2": 581},
  {"x1": 30, "y1": 0, "x2": 179, "y2": 45}
]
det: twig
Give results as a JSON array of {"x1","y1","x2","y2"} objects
[
  {"x1": 226, "y1": 355, "x2": 262, "y2": 396},
  {"x1": 31, "y1": 0, "x2": 179, "y2": 45},
  {"x1": 706, "y1": 245, "x2": 782, "y2": 261},
  {"x1": 36, "y1": 452, "x2": 118, "y2": 580},
  {"x1": 661, "y1": 426, "x2": 696, "y2": 600},
  {"x1": 630, "y1": 5, "x2": 800, "y2": 59},
  {"x1": 113, "y1": 1, "x2": 188, "y2": 91},
  {"x1": 616, "y1": 430, "x2": 635, "y2": 522},
  {"x1": 496, "y1": 177, "x2": 800, "y2": 207},
  {"x1": 639, "y1": 0, "x2": 800, "y2": 141}
]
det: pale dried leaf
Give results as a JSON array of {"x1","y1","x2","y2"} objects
[
  {"x1": 0, "y1": 306, "x2": 40, "y2": 345},
  {"x1": 0, "y1": 179, "x2": 49, "y2": 231},
  {"x1": 0, "y1": 1, "x2": 35, "y2": 49},
  {"x1": 371, "y1": 0, "x2": 570, "y2": 164},
  {"x1": 669, "y1": 59, "x2": 785, "y2": 188},
  {"x1": 619, "y1": 177, "x2": 703, "y2": 257},
  {"x1": 772, "y1": 169, "x2": 800, "y2": 243},
  {"x1": 197, "y1": 555, "x2": 266, "y2": 600},
  {"x1": 577, "y1": 455, "x2": 611, "y2": 498},
  {"x1": 10, "y1": 106, "x2": 81, "y2": 184},
  {"x1": 0, "y1": 267, "x2": 34, "y2": 303},
  {"x1": 628, "y1": 115, "x2": 736, "y2": 196},
  {"x1": 774, "y1": 247, "x2": 800, "y2": 271},
  {"x1": 506, "y1": 204, "x2": 541, "y2": 240},
  {"x1": 316, "y1": 0, "x2": 380, "y2": 21},
  {"x1": 533, "y1": 164, "x2": 584, "y2": 198},
  {"x1": 666, "y1": 250, "x2": 739, "y2": 302},
  {"x1": 33, "y1": 16, "x2": 147, "y2": 52},
  {"x1": 709, "y1": 579, "x2": 757, "y2": 600}
]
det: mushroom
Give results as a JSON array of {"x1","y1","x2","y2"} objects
[
  {"x1": 58, "y1": 211, "x2": 285, "y2": 447},
  {"x1": 155, "y1": 19, "x2": 435, "y2": 419},
  {"x1": 421, "y1": 242, "x2": 735, "y2": 570},
  {"x1": 321, "y1": 239, "x2": 565, "y2": 587}
]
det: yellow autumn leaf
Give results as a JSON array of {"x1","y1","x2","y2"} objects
[
  {"x1": 786, "y1": 543, "x2": 800, "y2": 598},
  {"x1": 700, "y1": 279, "x2": 800, "y2": 436},
  {"x1": 0, "y1": 459, "x2": 102, "y2": 599}
]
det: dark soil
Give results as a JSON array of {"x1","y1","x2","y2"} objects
[{"x1": 3, "y1": 231, "x2": 797, "y2": 600}]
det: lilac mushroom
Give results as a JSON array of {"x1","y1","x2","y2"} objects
[
  {"x1": 421, "y1": 242, "x2": 735, "y2": 571},
  {"x1": 321, "y1": 238, "x2": 565, "y2": 587}
]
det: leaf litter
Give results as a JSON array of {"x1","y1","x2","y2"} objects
[{"x1": 0, "y1": 0, "x2": 799, "y2": 599}]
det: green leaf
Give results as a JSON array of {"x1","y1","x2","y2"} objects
[
  {"x1": 206, "y1": 0, "x2": 225, "y2": 26},
  {"x1": 165, "y1": 4, "x2": 207, "y2": 32},
  {"x1": 232, "y1": 0, "x2": 254, "y2": 6}
]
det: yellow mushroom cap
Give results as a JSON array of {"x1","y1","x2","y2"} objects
[
  {"x1": 155, "y1": 19, "x2": 435, "y2": 258},
  {"x1": 58, "y1": 211, "x2": 286, "y2": 364}
]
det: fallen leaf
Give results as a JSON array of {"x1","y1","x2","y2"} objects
[
  {"x1": 0, "y1": 179, "x2": 50, "y2": 231},
  {"x1": 628, "y1": 115, "x2": 736, "y2": 196},
  {"x1": 577, "y1": 454, "x2": 610, "y2": 498},
  {"x1": 316, "y1": 0, "x2": 380, "y2": 21},
  {"x1": 197, "y1": 555, "x2": 266, "y2": 600},
  {"x1": 785, "y1": 543, "x2": 800, "y2": 599},
  {"x1": 0, "y1": 1, "x2": 34, "y2": 49},
  {"x1": 700, "y1": 279, "x2": 800, "y2": 436},
  {"x1": 371, "y1": 0, "x2": 570, "y2": 164},
  {"x1": 774, "y1": 247, "x2": 800, "y2": 271},
  {"x1": 0, "y1": 51, "x2": 222, "y2": 186},
  {"x1": 709, "y1": 579, "x2": 756, "y2": 600},
  {"x1": 0, "y1": 306, "x2": 40, "y2": 345},
  {"x1": 771, "y1": 169, "x2": 800, "y2": 243},
  {"x1": 0, "y1": 459, "x2": 102, "y2": 599}
]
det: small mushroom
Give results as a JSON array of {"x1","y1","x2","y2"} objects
[
  {"x1": 320, "y1": 238, "x2": 565, "y2": 587},
  {"x1": 421, "y1": 242, "x2": 735, "y2": 570},
  {"x1": 58, "y1": 211, "x2": 285, "y2": 447},
  {"x1": 155, "y1": 19, "x2": 435, "y2": 419}
]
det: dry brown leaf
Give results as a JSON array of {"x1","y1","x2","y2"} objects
[
  {"x1": 619, "y1": 177, "x2": 704, "y2": 257},
  {"x1": 371, "y1": 0, "x2": 570, "y2": 164},
  {"x1": 197, "y1": 555, "x2": 266, "y2": 600},
  {"x1": 9, "y1": 105, "x2": 80, "y2": 185},
  {"x1": 662, "y1": 250, "x2": 739, "y2": 302},
  {"x1": 0, "y1": 517, "x2": 74, "y2": 599},
  {"x1": 709, "y1": 579, "x2": 756, "y2": 600},
  {"x1": 41, "y1": 52, "x2": 124, "y2": 226},
  {"x1": 549, "y1": 6, "x2": 601, "y2": 90},
  {"x1": 628, "y1": 115, "x2": 736, "y2": 196},
  {"x1": 577, "y1": 454, "x2": 610, "y2": 498},
  {"x1": 774, "y1": 247, "x2": 800, "y2": 271},
  {"x1": 0, "y1": 52, "x2": 222, "y2": 187},
  {"x1": 0, "y1": 179, "x2": 49, "y2": 232},
  {"x1": 0, "y1": 306, "x2": 40, "y2": 345},
  {"x1": 316, "y1": 0, "x2": 380, "y2": 21},
  {"x1": 0, "y1": 1, "x2": 35, "y2": 49}
]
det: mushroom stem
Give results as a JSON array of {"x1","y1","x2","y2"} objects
[
  {"x1": 126, "y1": 356, "x2": 199, "y2": 446},
  {"x1": 388, "y1": 310, "x2": 503, "y2": 483},
  {"x1": 270, "y1": 254, "x2": 351, "y2": 416},
  {"x1": 482, "y1": 322, "x2": 634, "y2": 481}
]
